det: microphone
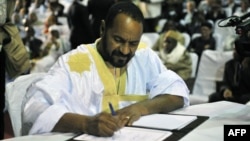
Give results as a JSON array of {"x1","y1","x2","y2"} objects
[
  {"x1": 226, "y1": 12, "x2": 250, "y2": 27},
  {"x1": 218, "y1": 12, "x2": 250, "y2": 27},
  {"x1": 239, "y1": 12, "x2": 250, "y2": 21}
]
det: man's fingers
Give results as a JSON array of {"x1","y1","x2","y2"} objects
[
  {"x1": 98, "y1": 114, "x2": 120, "y2": 136},
  {"x1": 126, "y1": 115, "x2": 139, "y2": 126},
  {"x1": 99, "y1": 125, "x2": 115, "y2": 137}
]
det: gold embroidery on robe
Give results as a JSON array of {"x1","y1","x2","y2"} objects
[{"x1": 67, "y1": 52, "x2": 91, "y2": 74}]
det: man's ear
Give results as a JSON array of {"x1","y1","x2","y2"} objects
[{"x1": 100, "y1": 20, "x2": 105, "y2": 37}]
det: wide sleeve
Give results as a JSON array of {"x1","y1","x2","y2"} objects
[
  {"x1": 21, "y1": 48, "x2": 97, "y2": 135},
  {"x1": 148, "y1": 49, "x2": 190, "y2": 107},
  {"x1": 21, "y1": 59, "x2": 73, "y2": 135}
]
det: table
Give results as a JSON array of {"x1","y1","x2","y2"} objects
[
  {"x1": 171, "y1": 101, "x2": 250, "y2": 141},
  {"x1": 2, "y1": 101, "x2": 250, "y2": 141}
]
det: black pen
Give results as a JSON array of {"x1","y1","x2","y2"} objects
[{"x1": 109, "y1": 102, "x2": 116, "y2": 116}]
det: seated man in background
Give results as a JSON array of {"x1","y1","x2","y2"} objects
[
  {"x1": 208, "y1": 47, "x2": 250, "y2": 104},
  {"x1": 21, "y1": 2, "x2": 189, "y2": 137},
  {"x1": 187, "y1": 21, "x2": 216, "y2": 62},
  {"x1": 153, "y1": 30, "x2": 192, "y2": 81}
]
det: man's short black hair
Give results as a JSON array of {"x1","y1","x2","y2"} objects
[
  {"x1": 105, "y1": 2, "x2": 144, "y2": 29},
  {"x1": 201, "y1": 21, "x2": 213, "y2": 29}
]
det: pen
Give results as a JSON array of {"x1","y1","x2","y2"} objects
[
  {"x1": 109, "y1": 102, "x2": 116, "y2": 116},
  {"x1": 109, "y1": 102, "x2": 122, "y2": 135}
]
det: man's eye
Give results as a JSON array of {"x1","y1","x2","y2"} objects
[
  {"x1": 130, "y1": 42, "x2": 139, "y2": 47},
  {"x1": 114, "y1": 37, "x2": 122, "y2": 42}
]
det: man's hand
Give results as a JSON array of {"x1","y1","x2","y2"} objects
[
  {"x1": 116, "y1": 104, "x2": 146, "y2": 126},
  {"x1": 85, "y1": 112, "x2": 121, "y2": 137},
  {"x1": 53, "y1": 112, "x2": 122, "y2": 137},
  {"x1": 223, "y1": 88, "x2": 233, "y2": 99},
  {"x1": 53, "y1": 95, "x2": 183, "y2": 136}
]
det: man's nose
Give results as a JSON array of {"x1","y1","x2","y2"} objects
[{"x1": 119, "y1": 43, "x2": 130, "y2": 55}]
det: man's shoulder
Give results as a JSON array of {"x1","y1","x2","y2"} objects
[{"x1": 135, "y1": 43, "x2": 155, "y2": 57}]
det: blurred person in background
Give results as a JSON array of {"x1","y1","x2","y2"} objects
[
  {"x1": 209, "y1": 45, "x2": 250, "y2": 104},
  {"x1": 222, "y1": 0, "x2": 240, "y2": 17},
  {"x1": 153, "y1": 30, "x2": 192, "y2": 81},
  {"x1": 31, "y1": 26, "x2": 70, "y2": 73},
  {"x1": 205, "y1": 0, "x2": 227, "y2": 23},
  {"x1": 47, "y1": 0, "x2": 65, "y2": 17},
  {"x1": 233, "y1": 0, "x2": 250, "y2": 17},
  {"x1": 67, "y1": 0, "x2": 94, "y2": 49},
  {"x1": 88, "y1": 0, "x2": 114, "y2": 40},
  {"x1": 187, "y1": 21, "x2": 216, "y2": 61},
  {"x1": 22, "y1": 26, "x2": 43, "y2": 60}
]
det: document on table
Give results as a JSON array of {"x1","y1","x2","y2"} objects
[
  {"x1": 132, "y1": 114, "x2": 197, "y2": 130},
  {"x1": 170, "y1": 101, "x2": 246, "y2": 118},
  {"x1": 73, "y1": 127, "x2": 172, "y2": 141}
]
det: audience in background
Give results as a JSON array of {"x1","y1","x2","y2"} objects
[
  {"x1": 137, "y1": 0, "x2": 164, "y2": 32},
  {"x1": 222, "y1": 0, "x2": 240, "y2": 17},
  {"x1": 4, "y1": 0, "x2": 244, "y2": 98},
  {"x1": 205, "y1": 0, "x2": 227, "y2": 23},
  {"x1": 161, "y1": 0, "x2": 183, "y2": 23},
  {"x1": 11, "y1": 12, "x2": 22, "y2": 27},
  {"x1": 28, "y1": 0, "x2": 49, "y2": 20},
  {"x1": 28, "y1": 11, "x2": 43, "y2": 26},
  {"x1": 43, "y1": 13, "x2": 62, "y2": 35},
  {"x1": 209, "y1": 47, "x2": 250, "y2": 104},
  {"x1": 233, "y1": 0, "x2": 250, "y2": 16},
  {"x1": 198, "y1": 0, "x2": 214, "y2": 14},
  {"x1": 181, "y1": 0, "x2": 198, "y2": 27},
  {"x1": 153, "y1": 30, "x2": 192, "y2": 81},
  {"x1": 31, "y1": 26, "x2": 70, "y2": 73},
  {"x1": 188, "y1": 11, "x2": 207, "y2": 36},
  {"x1": 47, "y1": 0, "x2": 65, "y2": 17},
  {"x1": 5, "y1": 0, "x2": 243, "y2": 93}
]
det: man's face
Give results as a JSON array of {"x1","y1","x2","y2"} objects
[
  {"x1": 200, "y1": 26, "x2": 212, "y2": 38},
  {"x1": 102, "y1": 13, "x2": 143, "y2": 68},
  {"x1": 163, "y1": 37, "x2": 177, "y2": 53}
]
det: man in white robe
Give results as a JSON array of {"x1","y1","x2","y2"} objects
[{"x1": 22, "y1": 2, "x2": 190, "y2": 137}]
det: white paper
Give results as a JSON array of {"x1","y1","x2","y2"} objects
[
  {"x1": 132, "y1": 114, "x2": 197, "y2": 130},
  {"x1": 74, "y1": 127, "x2": 172, "y2": 141},
  {"x1": 170, "y1": 101, "x2": 246, "y2": 118}
]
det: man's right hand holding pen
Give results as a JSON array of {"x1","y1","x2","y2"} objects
[{"x1": 83, "y1": 102, "x2": 131, "y2": 137}]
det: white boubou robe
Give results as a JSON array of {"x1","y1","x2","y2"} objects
[{"x1": 22, "y1": 40, "x2": 190, "y2": 135}]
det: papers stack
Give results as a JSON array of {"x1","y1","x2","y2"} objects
[{"x1": 132, "y1": 114, "x2": 197, "y2": 130}]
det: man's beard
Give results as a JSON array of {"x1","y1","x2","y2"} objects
[{"x1": 102, "y1": 35, "x2": 134, "y2": 68}]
